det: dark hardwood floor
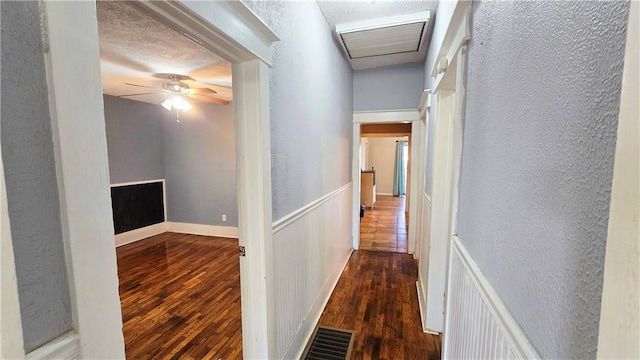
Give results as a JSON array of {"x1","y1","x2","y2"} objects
[
  {"x1": 319, "y1": 250, "x2": 442, "y2": 360},
  {"x1": 116, "y1": 232, "x2": 242, "y2": 359},
  {"x1": 360, "y1": 195, "x2": 408, "y2": 253}
]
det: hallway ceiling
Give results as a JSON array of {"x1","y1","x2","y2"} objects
[{"x1": 96, "y1": 1, "x2": 233, "y2": 105}]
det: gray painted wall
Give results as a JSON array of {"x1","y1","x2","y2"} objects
[
  {"x1": 103, "y1": 95, "x2": 238, "y2": 227},
  {"x1": 104, "y1": 95, "x2": 164, "y2": 184},
  {"x1": 353, "y1": 63, "x2": 424, "y2": 111},
  {"x1": 243, "y1": 0, "x2": 353, "y2": 221},
  {"x1": 423, "y1": 1, "x2": 457, "y2": 196},
  {"x1": 456, "y1": 1, "x2": 629, "y2": 359},
  {"x1": 1, "y1": 1, "x2": 72, "y2": 352},
  {"x1": 162, "y1": 103, "x2": 238, "y2": 227}
]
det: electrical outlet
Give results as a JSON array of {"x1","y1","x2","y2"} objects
[{"x1": 222, "y1": 214, "x2": 227, "y2": 222}]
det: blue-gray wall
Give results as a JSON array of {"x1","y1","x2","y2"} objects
[
  {"x1": 353, "y1": 63, "x2": 424, "y2": 111},
  {"x1": 161, "y1": 103, "x2": 237, "y2": 227},
  {"x1": 243, "y1": 1, "x2": 353, "y2": 220},
  {"x1": 456, "y1": 1, "x2": 629, "y2": 358},
  {"x1": 104, "y1": 95, "x2": 164, "y2": 184},
  {"x1": 104, "y1": 95, "x2": 237, "y2": 227},
  {"x1": 1, "y1": 1, "x2": 72, "y2": 352}
]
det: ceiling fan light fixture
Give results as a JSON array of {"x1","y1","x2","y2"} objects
[{"x1": 161, "y1": 96, "x2": 192, "y2": 112}]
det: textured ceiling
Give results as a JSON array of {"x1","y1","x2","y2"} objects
[
  {"x1": 96, "y1": 1, "x2": 233, "y2": 105},
  {"x1": 316, "y1": 0, "x2": 437, "y2": 28}
]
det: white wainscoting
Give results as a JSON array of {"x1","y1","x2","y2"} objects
[
  {"x1": 273, "y1": 183, "x2": 353, "y2": 359},
  {"x1": 444, "y1": 236, "x2": 540, "y2": 359},
  {"x1": 417, "y1": 192, "x2": 433, "y2": 333}
]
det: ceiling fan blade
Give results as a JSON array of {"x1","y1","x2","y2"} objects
[
  {"x1": 124, "y1": 82, "x2": 157, "y2": 89},
  {"x1": 188, "y1": 87, "x2": 218, "y2": 95},
  {"x1": 186, "y1": 93, "x2": 230, "y2": 105},
  {"x1": 119, "y1": 92, "x2": 162, "y2": 97}
]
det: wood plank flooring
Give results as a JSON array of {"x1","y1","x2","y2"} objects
[
  {"x1": 360, "y1": 195, "x2": 408, "y2": 253},
  {"x1": 116, "y1": 232, "x2": 242, "y2": 359},
  {"x1": 318, "y1": 250, "x2": 442, "y2": 360}
]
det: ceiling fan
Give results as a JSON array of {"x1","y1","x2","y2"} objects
[{"x1": 120, "y1": 73, "x2": 230, "y2": 106}]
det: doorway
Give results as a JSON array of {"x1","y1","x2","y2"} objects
[
  {"x1": 351, "y1": 111, "x2": 427, "y2": 256},
  {"x1": 359, "y1": 130, "x2": 410, "y2": 253},
  {"x1": 39, "y1": 1, "x2": 278, "y2": 358}
]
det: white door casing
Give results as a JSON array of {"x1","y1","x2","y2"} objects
[
  {"x1": 352, "y1": 110, "x2": 424, "y2": 254},
  {"x1": 420, "y1": 0, "x2": 472, "y2": 334},
  {"x1": 6, "y1": 1, "x2": 280, "y2": 359}
]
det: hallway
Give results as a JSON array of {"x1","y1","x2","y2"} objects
[
  {"x1": 360, "y1": 195, "x2": 408, "y2": 253},
  {"x1": 319, "y1": 250, "x2": 441, "y2": 359}
]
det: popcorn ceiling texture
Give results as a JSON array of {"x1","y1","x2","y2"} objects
[
  {"x1": 243, "y1": 0, "x2": 353, "y2": 221},
  {"x1": 456, "y1": 1, "x2": 630, "y2": 359},
  {"x1": 0, "y1": 1, "x2": 73, "y2": 352}
]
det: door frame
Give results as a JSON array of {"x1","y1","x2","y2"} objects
[
  {"x1": 351, "y1": 109, "x2": 425, "y2": 255},
  {"x1": 420, "y1": 0, "x2": 472, "y2": 334},
  {"x1": 1, "y1": 1, "x2": 279, "y2": 358}
]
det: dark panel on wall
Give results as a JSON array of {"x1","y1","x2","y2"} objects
[{"x1": 111, "y1": 182, "x2": 165, "y2": 234}]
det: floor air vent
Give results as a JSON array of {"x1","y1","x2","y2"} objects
[{"x1": 302, "y1": 326, "x2": 355, "y2": 360}]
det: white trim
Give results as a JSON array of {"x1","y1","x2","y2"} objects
[
  {"x1": 0, "y1": 142, "x2": 25, "y2": 358},
  {"x1": 44, "y1": 0, "x2": 278, "y2": 358},
  {"x1": 597, "y1": 2, "x2": 640, "y2": 358},
  {"x1": 418, "y1": 89, "x2": 432, "y2": 116},
  {"x1": 109, "y1": 178, "x2": 165, "y2": 187},
  {"x1": 353, "y1": 109, "x2": 420, "y2": 124},
  {"x1": 448, "y1": 236, "x2": 540, "y2": 359},
  {"x1": 351, "y1": 109, "x2": 424, "y2": 254},
  {"x1": 25, "y1": 332, "x2": 80, "y2": 360},
  {"x1": 166, "y1": 222, "x2": 239, "y2": 239},
  {"x1": 416, "y1": 280, "x2": 428, "y2": 332},
  {"x1": 273, "y1": 183, "x2": 352, "y2": 234},
  {"x1": 284, "y1": 249, "x2": 353, "y2": 360},
  {"x1": 136, "y1": 0, "x2": 278, "y2": 66},
  {"x1": 352, "y1": 124, "x2": 362, "y2": 250},
  {"x1": 115, "y1": 222, "x2": 168, "y2": 247},
  {"x1": 336, "y1": 11, "x2": 431, "y2": 34},
  {"x1": 431, "y1": 2, "x2": 472, "y2": 93},
  {"x1": 233, "y1": 60, "x2": 277, "y2": 359},
  {"x1": 376, "y1": 192, "x2": 394, "y2": 196},
  {"x1": 44, "y1": 2, "x2": 126, "y2": 356}
]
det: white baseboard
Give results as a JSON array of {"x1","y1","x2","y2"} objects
[
  {"x1": 115, "y1": 222, "x2": 167, "y2": 247},
  {"x1": 283, "y1": 247, "x2": 354, "y2": 360},
  {"x1": 166, "y1": 221, "x2": 239, "y2": 238},
  {"x1": 26, "y1": 332, "x2": 79, "y2": 360},
  {"x1": 377, "y1": 192, "x2": 393, "y2": 196}
]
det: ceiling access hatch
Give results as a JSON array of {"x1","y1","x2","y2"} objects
[{"x1": 335, "y1": 11, "x2": 432, "y2": 70}]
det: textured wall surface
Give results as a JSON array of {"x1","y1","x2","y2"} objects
[
  {"x1": 104, "y1": 96, "x2": 238, "y2": 227},
  {"x1": 423, "y1": 0, "x2": 457, "y2": 196},
  {"x1": 353, "y1": 63, "x2": 424, "y2": 111},
  {"x1": 0, "y1": 1, "x2": 73, "y2": 352},
  {"x1": 104, "y1": 96, "x2": 165, "y2": 184},
  {"x1": 162, "y1": 103, "x2": 237, "y2": 227},
  {"x1": 243, "y1": 0, "x2": 353, "y2": 221},
  {"x1": 456, "y1": 1, "x2": 630, "y2": 359}
]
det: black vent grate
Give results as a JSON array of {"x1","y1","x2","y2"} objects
[{"x1": 302, "y1": 326, "x2": 355, "y2": 360}]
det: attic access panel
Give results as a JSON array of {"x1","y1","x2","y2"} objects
[
  {"x1": 335, "y1": 11, "x2": 432, "y2": 69},
  {"x1": 341, "y1": 21, "x2": 426, "y2": 59}
]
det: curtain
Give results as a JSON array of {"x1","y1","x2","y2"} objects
[{"x1": 393, "y1": 141, "x2": 407, "y2": 196}]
